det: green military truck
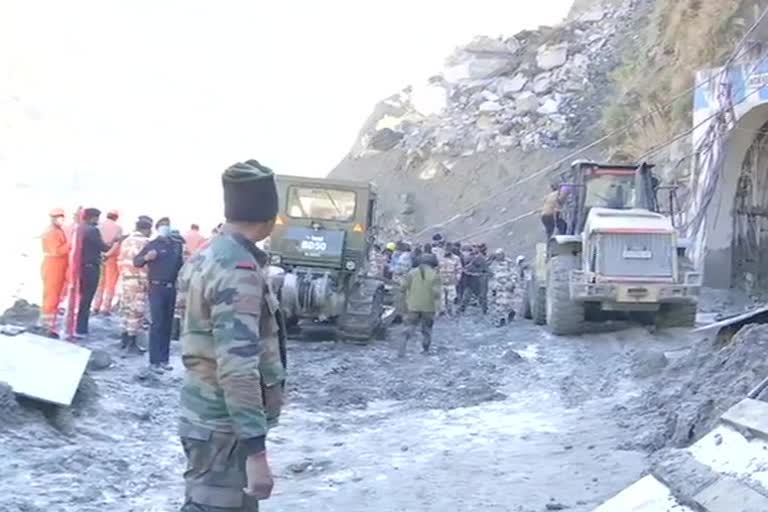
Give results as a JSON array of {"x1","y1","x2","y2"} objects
[{"x1": 266, "y1": 174, "x2": 390, "y2": 340}]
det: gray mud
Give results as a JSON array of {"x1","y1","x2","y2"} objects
[{"x1": 0, "y1": 305, "x2": 739, "y2": 512}]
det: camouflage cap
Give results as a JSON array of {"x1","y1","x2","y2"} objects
[{"x1": 222, "y1": 160, "x2": 279, "y2": 223}]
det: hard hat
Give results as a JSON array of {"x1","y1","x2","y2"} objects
[
  {"x1": 48, "y1": 208, "x2": 65, "y2": 217},
  {"x1": 516, "y1": 255, "x2": 525, "y2": 264},
  {"x1": 494, "y1": 248, "x2": 504, "y2": 255},
  {"x1": 385, "y1": 242, "x2": 396, "y2": 251},
  {"x1": 432, "y1": 233, "x2": 444, "y2": 242}
]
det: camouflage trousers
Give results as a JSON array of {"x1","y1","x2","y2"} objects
[
  {"x1": 441, "y1": 285, "x2": 457, "y2": 315},
  {"x1": 180, "y1": 426, "x2": 259, "y2": 512},
  {"x1": 120, "y1": 277, "x2": 148, "y2": 335},
  {"x1": 491, "y1": 289, "x2": 515, "y2": 322}
]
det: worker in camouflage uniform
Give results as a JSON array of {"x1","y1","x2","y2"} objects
[
  {"x1": 177, "y1": 160, "x2": 287, "y2": 512},
  {"x1": 488, "y1": 248, "x2": 516, "y2": 327},
  {"x1": 367, "y1": 243, "x2": 387, "y2": 279},
  {"x1": 118, "y1": 217, "x2": 153, "y2": 355},
  {"x1": 437, "y1": 245, "x2": 462, "y2": 316}
]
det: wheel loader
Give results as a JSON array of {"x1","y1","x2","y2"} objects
[
  {"x1": 527, "y1": 161, "x2": 701, "y2": 335},
  {"x1": 266, "y1": 175, "x2": 392, "y2": 341}
]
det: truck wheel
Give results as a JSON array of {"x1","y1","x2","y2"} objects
[
  {"x1": 545, "y1": 254, "x2": 584, "y2": 335},
  {"x1": 656, "y1": 303, "x2": 697, "y2": 328},
  {"x1": 518, "y1": 282, "x2": 533, "y2": 320},
  {"x1": 529, "y1": 278, "x2": 546, "y2": 325},
  {"x1": 337, "y1": 278, "x2": 384, "y2": 342}
]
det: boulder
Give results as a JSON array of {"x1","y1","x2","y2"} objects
[
  {"x1": 537, "y1": 96, "x2": 561, "y2": 115},
  {"x1": 467, "y1": 57, "x2": 513, "y2": 80},
  {"x1": 536, "y1": 44, "x2": 569, "y2": 71},
  {"x1": 532, "y1": 73, "x2": 554, "y2": 94},
  {"x1": 579, "y1": 7, "x2": 606, "y2": 22},
  {"x1": 478, "y1": 101, "x2": 503, "y2": 113},
  {"x1": 497, "y1": 136, "x2": 517, "y2": 148},
  {"x1": 464, "y1": 35, "x2": 510, "y2": 55},
  {"x1": 481, "y1": 90, "x2": 500, "y2": 102},
  {"x1": 496, "y1": 74, "x2": 528, "y2": 97},
  {"x1": 515, "y1": 92, "x2": 539, "y2": 113},
  {"x1": 369, "y1": 128, "x2": 404, "y2": 151}
]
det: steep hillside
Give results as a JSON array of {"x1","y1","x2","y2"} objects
[{"x1": 330, "y1": 0, "x2": 768, "y2": 253}]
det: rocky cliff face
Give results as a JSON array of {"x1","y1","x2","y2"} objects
[{"x1": 330, "y1": 0, "x2": 766, "y2": 252}]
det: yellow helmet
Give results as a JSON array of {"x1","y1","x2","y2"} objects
[{"x1": 385, "y1": 242, "x2": 396, "y2": 251}]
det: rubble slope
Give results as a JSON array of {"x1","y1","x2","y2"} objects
[{"x1": 330, "y1": 0, "x2": 768, "y2": 250}]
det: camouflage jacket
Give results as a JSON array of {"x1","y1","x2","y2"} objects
[
  {"x1": 118, "y1": 232, "x2": 150, "y2": 279},
  {"x1": 177, "y1": 232, "x2": 286, "y2": 454},
  {"x1": 489, "y1": 258, "x2": 515, "y2": 293},
  {"x1": 438, "y1": 254, "x2": 462, "y2": 286}
]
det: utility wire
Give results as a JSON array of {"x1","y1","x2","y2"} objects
[
  {"x1": 411, "y1": 6, "x2": 768, "y2": 238},
  {"x1": 455, "y1": 77, "x2": 768, "y2": 243}
]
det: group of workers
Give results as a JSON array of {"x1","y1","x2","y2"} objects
[
  {"x1": 369, "y1": 234, "x2": 527, "y2": 356},
  {"x1": 39, "y1": 208, "x2": 211, "y2": 373}
]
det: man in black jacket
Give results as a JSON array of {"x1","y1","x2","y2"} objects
[
  {"x1": 134, "y1": 217, "x2": 184, "y2": 372},
  {"x1": 76, "y1": 208, "x2": 121, "y2": 336}
]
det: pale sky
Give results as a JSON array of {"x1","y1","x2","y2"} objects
[{"x1": 0, "y1": 0, "x2": 572, "y2": 225}]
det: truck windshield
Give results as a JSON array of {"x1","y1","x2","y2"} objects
[{"x1": 286, "y1": 186, "x2": 357, "y2": 221}]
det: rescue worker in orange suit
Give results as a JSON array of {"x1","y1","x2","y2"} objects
[
  {"x1": 183, "y1": 224, "x2": 206, "y2": 257},
  {"x1": 40, "y1": 208, "x2": 70, "y2": 338},
  {"x1": 93, "y1": 210, "x2": 124, "y2": 315}
]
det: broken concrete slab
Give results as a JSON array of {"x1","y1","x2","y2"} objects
[
  {"x1": 516, "y1": 91, "x2": 539, "y2": 113},
  {"x1": 721, "y1": 398, "x2": 768, "y2": 438},
  {"x1": 496, "y1": 74, "x2": 528, "y2": 97},
  {"x1": 0, "y1": 332, "x2": 91, "y2": 406},
  {"x1": 651, "y1": 448, "x2": 720, "y2": 503},
  {"x1": 693, "y1": 477, "x2": 768, "y2": 512}
]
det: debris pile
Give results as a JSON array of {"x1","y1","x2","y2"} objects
[
  {"x1": 352, "y1": 0, "x2": 638, "y2": 160},
  {"x1": 629, "y1": 323, "x2": 768, "y2": 451}
]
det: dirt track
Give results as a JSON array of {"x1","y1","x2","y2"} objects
[{"x1": 1, "y1": 305, "x2": 718, "y2": 512}]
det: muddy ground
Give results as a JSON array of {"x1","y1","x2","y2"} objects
[{"x1": 0, "y1": 289, "x2": 765, "y2": 512}]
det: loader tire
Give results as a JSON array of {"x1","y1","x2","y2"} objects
[
  {"x1": 529, "y1": 278, "x2": 546, "y2": 325},
  {"x1": 518, "y1": 282, "x2": 533, "y2": 320},
  {"x1": 656, "y1": 303, "x2": 697, "y2": 328},
  {"x1": 545, "y1": 254, "x2": 584, "y2": 335}
]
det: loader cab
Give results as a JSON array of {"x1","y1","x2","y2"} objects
[{"x1": 560, "y1": 161, "x2": 660, "y2": 235}]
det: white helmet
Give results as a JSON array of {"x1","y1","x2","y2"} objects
[{"x1": 516, "y1": 255, "x2": 525, "y2": 264}]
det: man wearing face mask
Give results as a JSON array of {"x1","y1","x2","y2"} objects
[
  {"x1": 134, "y1": 217, "x2": 184, "y2": 373},
  {"x1": 39, "y1": 208, "x2": 70, "y2": 338}
]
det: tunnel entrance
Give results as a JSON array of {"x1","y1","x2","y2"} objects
[{"x1": 733, "y1": 119, "x2": 768, "y2": 293}]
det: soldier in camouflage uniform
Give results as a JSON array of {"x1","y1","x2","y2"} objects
[
  {"x1": 437, "y1": 246, "x2": 462, "y2": 316},
  {"x1": 118, "y1": 218, "x2": 152, "y2": 354},
  {"x1": 488, "y1": 248, "x2": 516, "y2": 327},
  {"x1": 177, "y1": 160, "x2": 286, "y2": 512}
]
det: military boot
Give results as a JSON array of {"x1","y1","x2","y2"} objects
[
  {"x1": 171, "y1": 318, "x2": 181, "y2": 341},
  {"x1": 120, "y1": 332, "x2": 130, "y2": 350}
]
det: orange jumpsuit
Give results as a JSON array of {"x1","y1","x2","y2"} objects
[
  {"x1": 93, "y1": 219, "x2": 123, "y2": 313},
  {"x1": 40, "y1": 225, "x2": 70, "y2": 332},
  {"x1": 184, "y1": 229, "x2": 206, "y2": 257}
]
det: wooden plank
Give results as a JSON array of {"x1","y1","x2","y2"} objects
[
  {"x1": 693, "y1": 477, "x2": 768, "y2": 512},
  {"x1": 0, "y1": 333, "x2": 91, "y2": 406},
  {"x1": 722, "y1": 398, "x2": 768, "y2": 437}
]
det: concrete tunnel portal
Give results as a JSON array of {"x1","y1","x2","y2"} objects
[{"x1": 699, "y1": 102, "x2": 768, "y2": 291}]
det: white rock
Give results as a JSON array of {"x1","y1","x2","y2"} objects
[
  {"x1": 579, "y1": 7, "x2": 605, "y2": 22},
  {"x1": 476, "y1": 115, "x2": 496, "y2": 130},
  {"x1": 532, "y1": 73, "x2": 554, "y2": 94},
  {"x1": 537, "y1": 96, "x2": 561, "y2": 115},
  {"x1": 571, "y1": 53, "x2": 589, "y2": 71},
  {"x1": 464, "y1": 35, "x2": 510, "y2": 54},
  {"x1": 478, "y1": 101, "x2": 503, "y2": 113},
  {"x1": 497, "y1": 135, "x2": 516, "y2": 148},
  {"x1": 536, "y1": 44, "x2": 569, "y2": 70},
  {"x1": 481, "y1": 90, "x2": 500, "y2": 102},
  {"x1": 496, "y1": 74, "x2": 528, "y2": 97},
  {"x1": 469, "y1": 57, "x2": 512, "y2": 79},
  {"x1": 515, "y1": 92, "x2": 539, "y2": 113}
]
